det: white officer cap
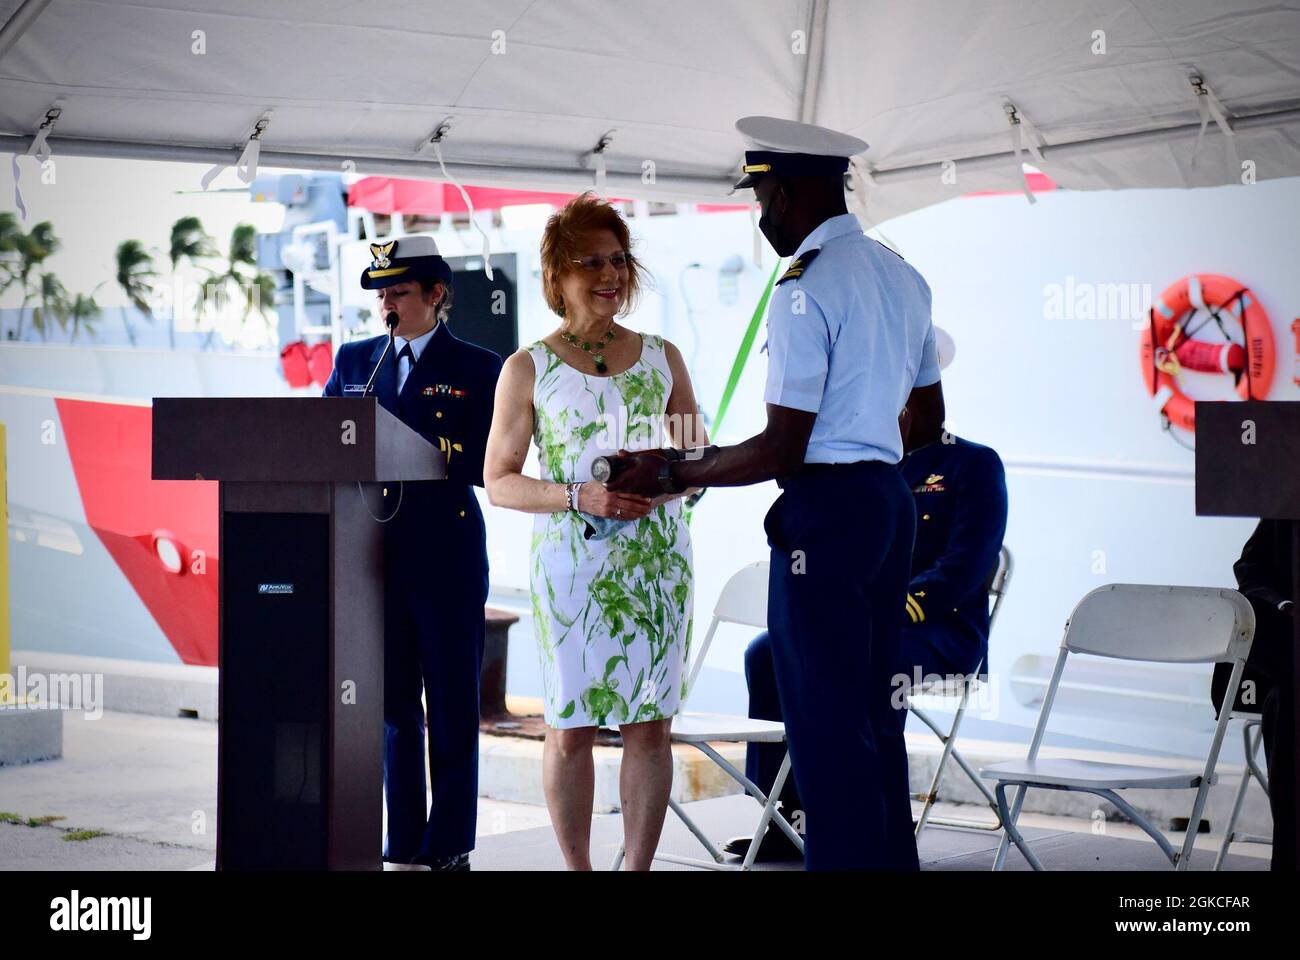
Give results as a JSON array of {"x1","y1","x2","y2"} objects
[
  {"x1": 935, "y1": 326, "x2": 956, "y2": 371},
  {"x1": 360, "y1": 234, "x2": 453, "y2": 290},
  {"x1": 733, "y1": 116, "x2": 869, "y2": 189}
]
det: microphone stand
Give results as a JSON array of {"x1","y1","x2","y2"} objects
[
  {"x1": 360, "y1": 309, "x2": 404, "y2": 523},
  {"x1": 363, "y1": 311, "x2": 401, "y2": 397}
]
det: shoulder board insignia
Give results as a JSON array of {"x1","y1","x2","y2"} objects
[{"x1": 775, "y1": 248, "x2": 820, "y2": 286}]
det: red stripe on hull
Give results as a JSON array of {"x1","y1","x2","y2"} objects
[{"x1": 56, "y1": 398, "x2": 219, "y2": 665}]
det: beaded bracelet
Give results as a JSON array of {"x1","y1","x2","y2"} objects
[{"x1": 565, "y1": 481, "x2": 583, "y2": 512}]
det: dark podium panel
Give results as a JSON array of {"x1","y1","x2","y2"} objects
[
  {"x1": 1195, "y1": 400, "x2": 1299, "y2": 867},
  {"x1": 153, "y1": 397, "x2": 445, "y2": 870}
]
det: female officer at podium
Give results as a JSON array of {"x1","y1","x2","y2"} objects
[{"x1": 323, "y1": 235, "x2": 503, "y2": 871}]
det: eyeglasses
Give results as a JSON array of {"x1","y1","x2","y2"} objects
[{"x1": 570, "y1": 251, "x2": 631, "y2": 272}]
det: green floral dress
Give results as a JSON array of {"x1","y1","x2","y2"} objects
[{"x1": 527, "y1": 333, "x2": 693, "y2": 729}]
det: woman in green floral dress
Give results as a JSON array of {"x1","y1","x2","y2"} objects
[{"x1": 485, "y1": 194, "x2": 707, "y2": 870}]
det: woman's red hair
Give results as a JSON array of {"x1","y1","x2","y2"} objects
[{"x1": 540, "y1": 192, "x2": 646, "y2": 317}]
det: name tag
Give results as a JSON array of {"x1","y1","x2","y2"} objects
[{"x1": 342, "y1": 384, "x2": 367, "y2": 394}]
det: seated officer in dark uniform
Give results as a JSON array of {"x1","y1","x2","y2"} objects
[
  {"x1": 323, "y1": 235, "x2": 502, "y2": 870},
  {"x1": 894, "y1": 410, "x2": 1008, "y2": 685},
  {"x1": 1211, "y1": 519, "x2": 1295, "y2": 872},
  {"x1": 728, "y1": 401, "x2": 1008, "y2": 862}
]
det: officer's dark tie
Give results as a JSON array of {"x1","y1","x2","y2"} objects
[{"x1": 397, "y1": 342, "x2": 415, "y2": 396}]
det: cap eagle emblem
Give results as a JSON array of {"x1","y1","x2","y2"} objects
[{"x1": 369, "y1": 240, "x2": 397, "y2": 270}]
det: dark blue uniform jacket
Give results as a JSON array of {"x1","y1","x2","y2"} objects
[
  {"x1": 323, "y1": 321, "x2": 502, "y2": 568},
  {"x1": 899, "y1": 436, "x2": 1008, "y2": 673}
]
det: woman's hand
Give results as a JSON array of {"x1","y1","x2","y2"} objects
[{"x1": 578, "y1": 481, "x2": 653, "y2": 520}]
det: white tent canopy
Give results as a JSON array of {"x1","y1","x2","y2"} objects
[{"x1": 3, "y1": 0, "x2": 1299, "y2": 220}]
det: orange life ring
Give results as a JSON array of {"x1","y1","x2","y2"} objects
[{"x1": 1139, "y1": 274, "x2": 1274, "y2": 433}]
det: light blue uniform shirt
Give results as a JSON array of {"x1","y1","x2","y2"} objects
[{"x1": 763, "y1": 213, "x2": 940, "y2": 465}]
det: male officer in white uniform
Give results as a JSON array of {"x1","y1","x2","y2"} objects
[{"x1": 608, "y1": 116, "x2": 946, "y2": 870}]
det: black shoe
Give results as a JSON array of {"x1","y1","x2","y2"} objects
[
  {"x1": 426, "y1": 852, "x2": 471, "y2": 872},
  {"x1": 722, "y1": 826, "x2": 803, "y2": 863}
]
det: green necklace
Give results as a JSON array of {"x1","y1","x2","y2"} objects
[{"x1": 560, "y1": 323, "x2": 616, "y2": 374}]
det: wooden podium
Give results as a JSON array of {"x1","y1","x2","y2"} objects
[
  {"x1": 1195, "y1": 400, "x2": 1299, "y2": 867},
  {"x1": 152, "y1": 397, "x2": 445, "y2": 870}
]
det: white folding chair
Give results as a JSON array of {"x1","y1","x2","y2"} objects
[
  {"x1": 1213, "y1": 710, "x2": 1272, "y2": 869},
  {"x1": 983, "y1": 584, "x2": 1254, "y2": 871},
  {"x1": 610, "y1": 561, "x2": 805, "y2": 871},
  {"x1": 910, "y1": 546, "x2": 1012, "y2": 838}
]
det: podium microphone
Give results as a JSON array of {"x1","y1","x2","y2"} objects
[{"x1": 363, "y1": 311, "x2": 401, "y2": 397}]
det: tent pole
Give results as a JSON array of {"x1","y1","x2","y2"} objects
[
  {"x1": 0, "y1": 0, "x2": 51, "y2": 63},
  {"x1": 797, "y1": 0, "x2": 829, "y2": 124}
]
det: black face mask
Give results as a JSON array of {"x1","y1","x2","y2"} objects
[{"x1": 758, "y1": 186, "x2": 798, "y2": 257}]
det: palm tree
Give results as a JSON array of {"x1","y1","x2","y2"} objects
[
  {"x1": 229, "y1": 221, "x2": 257, "y2": 268},
  {"x1": 0, "y1": 213, "x2": 23, "y2": 337},
  {"x1": 167, "y1": 216, "x2": 217, "y2": 349},
  {"x1": 65, "y1": 288, "x2": 103, "y2": 343},
  {"x1": 30, "y1": 271, "x2": 68, "y2": 341},
  {"x1": 200, "y1": 223, "x2": 275, "y2": 348},
  {"x1": 13, "y1": 221, "x2": 60, "y2": 340},
  {"x1": 242, "y1": 271, "x2": 277, "y2": 333},
  {"x1": 227, "y1": 223, "x2": 277, "y2": 334},
  {"x1": 114, "y1": 240, "x2": 156, "y2": 346}
]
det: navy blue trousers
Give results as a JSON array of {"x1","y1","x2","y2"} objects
[
  {"x1": 382, "y1": 507, "x2": 487, "y2": 865},
  {"x1": 763, "y1": 461, "x2": 918, "y2": 870}
]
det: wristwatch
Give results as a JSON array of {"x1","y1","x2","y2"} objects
[
  {"x1": 658, "y1": 445, "x2": 718, "y2": 492},
  {"x1": 657, "y1": 459, "x2": 681, "y2": 494}
]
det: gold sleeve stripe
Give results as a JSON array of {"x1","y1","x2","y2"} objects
[{"x1": 906, "y1": 594, "x2": 926, "y2": 623}]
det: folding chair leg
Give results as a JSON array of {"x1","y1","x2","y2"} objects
[
  {"x1": 992, "y1": 784, "x2": 1023, "y2": 870},
  {"x1": 1087, "y1": 787, "x2": 1182, "y2": 867},
  {"x1": 911, "y1": 692, "x2": 1003, "y2": 834},
  {"x1": 1174, "y1": 782, "x2": 1215, "y2": 872},
  {"x1": 993, "y1": 783, "x2": 1042, "y2": 870},
  {"x1": 933, "y1": 747, "x2": 1004, "y2": 827},
  {"x1": 911, "y1": 699, "x2": 967, "y2": 839},
  {"x1": 610, "y1": 792, "x2": 728, "y2": 870},
  {"x1": 617, "y1": 741, "x2": 805, "y2": 871},
  {"x1": 921, "y1": 761, "x2": 1004, "y2": 831},
  {"x1": 741, "y1": 752, "x2": 800, "y2": 870},
  {"x1": 693, "y1": 741, "x2": 805, "y2": 853},
  {"x1": 1214, "y1": 763, "x2": 1254, "y2": 871},
  {"x1": 667, "y1": 795, "x2": 727, "y2": 862},
  {"x1": 1214, "y1": 720, "x2": 1269, "y2": 871},
  {"x1": 1244, "y1": 722, "x2": 1269, "y2": 796}
]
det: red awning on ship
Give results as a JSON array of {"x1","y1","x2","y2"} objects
[
  {"x1": 347, "y1": 177, "x2": 751, "y2": 215},
  {"x1": 349, "y1": 178, "x2": 583, "y2": 215},
  {"x1": 347, "y1": 174, "x2": 1052, "y2": 217},
  {"x1": 965, "y1": 171, "x2": 1058, "y2": 197}
]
